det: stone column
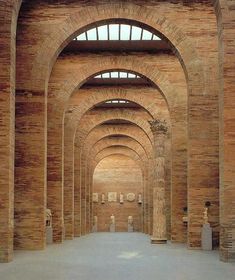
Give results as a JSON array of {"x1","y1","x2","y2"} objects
[{"x1": 149, "y1": 119, "x2": 168, "y2": 244}]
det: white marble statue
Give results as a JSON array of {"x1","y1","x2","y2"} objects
[
  {"x1": 128, "y1": 216, "x2": 133, "y2": 225},
  {"x1": 46, "y1": 209, "x2": 52, "y2": 227},
  {"x1": 110, "y1": 214, "x2": 115, "y2": 225},
  {"x1": 138, "y1": 193, "x2": 142, "y2": 204},
  {"x1": 120, "y1": 193, "x2": 124, "y2": 204},
  {"x1": 203, "y1": 207, "x2": 209, "y2": 225},
  {"x1": 128, "y1": 216, "x2": 134, "y2": 232},
  {"x1": 92, "y1": 216, "x2": 98, "y2": 232},
  {"x1": 110, "y1": 214, "x2": 115, "y2": 232},
  {"x1": 101, "y1": 193, "x2": 105, "y2": 204}
]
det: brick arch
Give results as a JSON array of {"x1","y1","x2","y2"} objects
[
  {"x1": 50, "y1": 56, "x2": 178, "y2": 112},
  {"x1": 65, "y1": 112, "x2": 154, "y2": 239},
  {"x1": 76, "y1": 135, "x2": 149, "y2": 235},
  {"x1": 75, "y1": 108, "x2": 153, "y2": 147},
  {"x1": 15, "y1": 1, "x2": 218, "y2": 252},
  {"x1": 83, "y1": 124, "x2": 153, "y2": 160},
  {"x1": 48, "y1": 54, "x2": 184, "y2": 245},
  {"x1": 66, "y1": 86, "x2": 170, "y2": 135},
  {"x1": 93, "y1": 146, "x2": 145, "y2": 174},
  {"x1": 87, "y1": 134, "x2": 149, "y2": 163},
  {"x1": 66, "y1": 124, "x2": 153, "y2": 237},
  {"x1": 28, "y1": 2, "x2": 204, "y2": 93}
]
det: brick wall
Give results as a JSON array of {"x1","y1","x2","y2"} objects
[
  {"x1": 93, "y1": 154, "x2": 143, "y2": 232},
  {"x1": 0, "y1": 0, "x2": 229, "y2": 263}
]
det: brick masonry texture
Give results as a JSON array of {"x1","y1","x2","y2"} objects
[
  {"x1": 0, "y1": 0, "x2": 234, "y2": 263},
  {"x1": 93, "y1": 154, "x2": 143, "y2": 232}
]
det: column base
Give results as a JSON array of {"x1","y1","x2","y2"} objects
[{"x1": 151, "y1": 237, "x2": 167, "y2": 244}]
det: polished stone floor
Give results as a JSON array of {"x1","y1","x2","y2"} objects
[{"x1": 0, "y1": 233, "x2": 235, "y2": 280}]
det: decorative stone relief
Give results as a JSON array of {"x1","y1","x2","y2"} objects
[
  {"x1": 126, "y1": 193, "x2": 135, "y2": 202},
  {"x1": 93, "y1": 193, "x2": 99, "y2": 203},
  {"x1": 108, "y1": 192, "x2": 117, "y2": 202}
]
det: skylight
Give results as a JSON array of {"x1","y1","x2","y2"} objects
[
  {"x1": 105, "y1": 100, "x2": 130, "y2": 104},
  {"x1": 94, "y1": 71, "x2": 140, "y2": 79},
  {"x1": 74, "y1": 23, "x2": 161, "y2": 41}
]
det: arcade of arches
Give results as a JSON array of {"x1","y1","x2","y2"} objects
[{"x1": 0, "y1": 0, "x2": 235, "y2": 273}]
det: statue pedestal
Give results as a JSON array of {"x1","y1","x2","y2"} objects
[
  {"x1": 151, "y1": 237, "x2": 167, "y2": 244},
  {"x1": 128, "y1": 225, "x2": 134, "y2": 232},
  {"x1": 201, "y1": 224, "x2": 212, "y2": 250},
  {"x1": 110, "y1": 224, "x2": 115, "y2": 232},
  {"x1": 46, "y1": 226, "x2": 53, "y2": 244},
  {"x1": 92, "y1": 224, "x2": 97, "y2": 233}
]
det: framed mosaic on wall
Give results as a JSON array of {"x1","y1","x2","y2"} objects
[
  {"x1": 92, "y1": 193, "x2": 99, "y2": 203},
  {"x1": 126, "y1": 193, "x2": 135, "y2": 202},
  {"x1": 108, "y1": 192, "x2": 117, "y2": 202}
]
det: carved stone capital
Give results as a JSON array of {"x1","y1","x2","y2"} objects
[{"x1": 149, "y1": 119, "x2": 168, "y2": 135}]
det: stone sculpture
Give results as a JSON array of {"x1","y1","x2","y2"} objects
[
  {"x1": 46, "y1": 208, "x2": 52, "y2": 227},
  {"x1": 138, "y1": 193, "x2": 142, "y2": 204},
  {"x1": 128, "y1": 216, "x2": 134, "y2": 232},
  {"x1": 92, "y1": 216, "x2": 98, "y2": 232},
  {"x1": 46, "y1": 208, "x2": 53, "y2": 244},
  {"x1": 110, "y1": 214, "x2": 115, "y2": 225},
  {"x1": 120, "y1": 193, "x2": 124, "y2": 204},
  {"x1": 128, "y1": 216, "x2": 133, "y2": 225},
  {"x1": 203, "y1": 207, "x2": 209, "y2": 224},
  {"x1": 101, "y1": 193, "x2": 105, "y2": 204},
  {"x1": 110, "y1": 214, "x2": 115, "y2": 232}
]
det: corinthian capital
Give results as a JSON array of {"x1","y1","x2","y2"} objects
[{"x1": 148, "y1": 119, "x2": 168, "y2": 135}]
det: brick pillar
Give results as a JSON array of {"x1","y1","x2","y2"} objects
[
  {"x1": 0, "y1": 0, "x2": 21, "y2": 262},
  {"x1": 47, "y1": 109, "x2": 64, "y2": 243},
  {"x1": 149, "y1": 160, "x2": 155, "y2": 235},
  {"x1": 64, "y1": 130, "x2": 74, "y2": 239},
  {"x1": 80, "y1": 155, "x2": 86, "y2": 235},
  {"x1": 216, "y1": 0, "x2": 235, "y2": 262},
  {"x1": 149, "y1": 119, "x2": 168, "y2": 244},
  {"x1": 143, "y1": 169, "x2": 148, "y2": 234},
  {"x1": 89, "y1": 167, "x2": 93, "y2": 232},
  {"x1": 15, "y1": 91, "x2": 46, "y2": 250},
  {"x1": 85, "y1": 161, "x2": 90, "y2": 234},
  {"x1": 74, "y1": 143, "x2": 81, "y2": 237}
]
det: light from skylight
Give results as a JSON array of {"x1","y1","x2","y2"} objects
[
  {"x1": 94, "y1": 71, "x2": 140, "y2": 79},
  {"x1": 77, "y1": 32, "x2": 86, "y2": 41},
  {"x1": 142, "y1": 30, "x2": 152, "y2": 40},
  {"x1": 109, "y1": 24, "x2": 119, "y2": 40},
  {"x1": 87, "y1": 28, "x2": 97, "y2": 40},
  {"x1": 110, "y1": 72, "x2": 119, "y2": 78},
  {"x1": 74, "y1": 23, "x2": 161, "y2": 41},
  {"x1": 119, "y1": 72, "x2": 128, "y2": 78},
  {"x1": 131, "y1": 26, "x2": 142, "y2": 40},
  {"x1": 105, "y1": 100, "x2": 130, "y2": 104},
  {"x1": 128, "y1": 73, "x2": 136, "y2": 78},
  {"x1": 120, "y1": 24, "x2": 131, "y2": 40},
  {"x1": 98, "y1": 25, "x2": 108, "y2": 40},
  {"x1": 102, "y1": 73, "x2": 110, "y2": 78}
]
